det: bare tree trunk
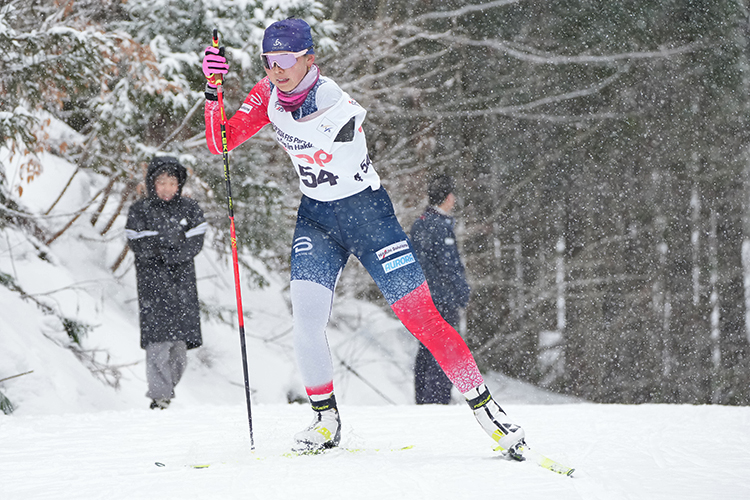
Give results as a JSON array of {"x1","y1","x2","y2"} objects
[
  {"x1": 90, "y1": 173, "x2": 118, "y2": 227},
  {"x1": 100, "y1": 180, "x2": 136, "y2": 236},
  {"x1": 110, "y1": 242, "x2": 130, "y2": 274},
  {"x1": 44, "y1": 166, "x2": 80, "y2": 215},
  {"x1": 45, "y1": 188, "x2": 104, "y2": 245}
]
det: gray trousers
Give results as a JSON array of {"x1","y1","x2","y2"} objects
[{"x1": 145, "y1": 341, "x2": 187, "y2": 400}]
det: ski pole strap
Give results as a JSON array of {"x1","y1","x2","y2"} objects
[
  {"x1": 465, "y1": 385, "x2": 492, "y2": 410},
  {"x1": 310, "y1": 394, "x2": 338, "y2": 412}
]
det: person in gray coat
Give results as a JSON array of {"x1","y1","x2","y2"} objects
[
  {"x1": 410, "y1": 175, "x2": 471, "y2": 404},
  {"x1": 126, "y1": 156, "x2": 207, "y2": 409}
]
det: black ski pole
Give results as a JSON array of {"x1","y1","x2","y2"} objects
[{"x1": 212, "y1": 28, "x2": 254, "y2": 449}]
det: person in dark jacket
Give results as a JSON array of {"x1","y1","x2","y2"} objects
[
  {"x1": 410, "y1": 175, "x2": 471, "y2": 404},
  {"x1": 126, "y1": 156, "x2": 207, "y2": 410}
]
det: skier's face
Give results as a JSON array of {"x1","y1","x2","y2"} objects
[
  {"x1": 155, "y1": 173, "x2": 179, "y2": 201},
  {"x1": 264, "y1": 52, "x2": 315, "y2": 93}
]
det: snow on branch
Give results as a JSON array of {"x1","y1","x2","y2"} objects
[
  {"x1": 410, "y1": 68, "x2": 628, "y2": 122},
  {"x1": 426, "y1": 32, "x2": 702, "y2": 65},
  {"x1": 412, "y1": 0, "x2": 523, "y2": 22}
]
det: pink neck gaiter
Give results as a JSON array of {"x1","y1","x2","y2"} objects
[{"x1": 277, "y1": 65, "x2": 320, "y2": 112}]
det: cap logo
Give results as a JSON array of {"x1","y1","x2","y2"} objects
[{"x1": 274, "y1": 39, "x2": 283, "y2": 47}]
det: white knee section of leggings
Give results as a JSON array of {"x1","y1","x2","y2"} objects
[{"x1": 291, "y1": 280, "x2": 335, "y2": 390}]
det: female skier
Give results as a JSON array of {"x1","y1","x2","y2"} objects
[{"x1": 202, "y1": 18, "x2": 526, "y2": 455}]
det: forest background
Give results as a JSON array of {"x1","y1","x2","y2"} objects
[{"x1": 3, "y1": 0, "x2": 750, "y2": 407}]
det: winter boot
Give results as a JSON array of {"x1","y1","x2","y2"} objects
[
  {"x1": 149, "y1": 398, "x2": 170, "y2": 410},
  {"x1": 464, "y1": 384, "x2": 525, "y2": 458},
  {"x1": 293, "y1": 393, "x2": 341, "y2": 453}
]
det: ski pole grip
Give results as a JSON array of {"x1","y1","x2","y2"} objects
[{"x1": 210, "y1": 29, "x2": 224, "y2": 87}]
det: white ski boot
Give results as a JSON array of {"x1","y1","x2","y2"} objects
[
  {"x1": 293, "y1": 393, "x2": 341, "y2": 453},
  {"x1": 464, "y1": 384, "x2": 526, "y2": 459}
]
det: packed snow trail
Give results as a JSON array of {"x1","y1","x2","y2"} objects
[{"x1": 1, "y1": 403, "x2": 748, "y2": 499}]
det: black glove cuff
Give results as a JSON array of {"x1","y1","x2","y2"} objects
[{"x1": 204, "y1": 84, "x2": 218, "y2": 101}]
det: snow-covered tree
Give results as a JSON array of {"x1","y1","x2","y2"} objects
[
  {"x1": 320, "y1": 0, "x2": 750, "y2": 404},
  {"x1": 2, "y1": 0, "x2": 336, "y2": 271},
  {"x1": 4, "y1": 0, "x2": 750, "y2": 405}
]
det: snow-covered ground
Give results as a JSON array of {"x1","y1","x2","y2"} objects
[
  {"x1": 2, "y1": 401, "x2": 749, "y2": 499},
  {"x1": 2, "y1": 132, "x2": 750, "y2": 499}
]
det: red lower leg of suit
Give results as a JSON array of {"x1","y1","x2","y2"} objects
[
  {"x1": 304, "y1": 282, "x2": 483, "y2": 398},
  {"x1": 392, "y1": 282, "x2": 483, "y2": 393}
]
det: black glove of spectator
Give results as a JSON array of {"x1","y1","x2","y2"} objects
[{"x1": 158, "y1": 224, "x2": 186, "y2": 250}]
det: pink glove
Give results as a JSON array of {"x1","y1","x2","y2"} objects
[{"x1": 203, "y1": 46, "x2": 228, "y2": 87}]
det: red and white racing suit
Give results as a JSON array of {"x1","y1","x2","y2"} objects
[{"x1": 205, "y1": 76, "x2": 484, "y2": 398}]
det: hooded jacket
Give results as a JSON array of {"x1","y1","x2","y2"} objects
[{"x1": 125, "y1": 157, "x2": 206, "y2": 349}]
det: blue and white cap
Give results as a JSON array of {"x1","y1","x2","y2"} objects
[{"x1": 262, "y1": 18, "x2": 314, "y2": 54}]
